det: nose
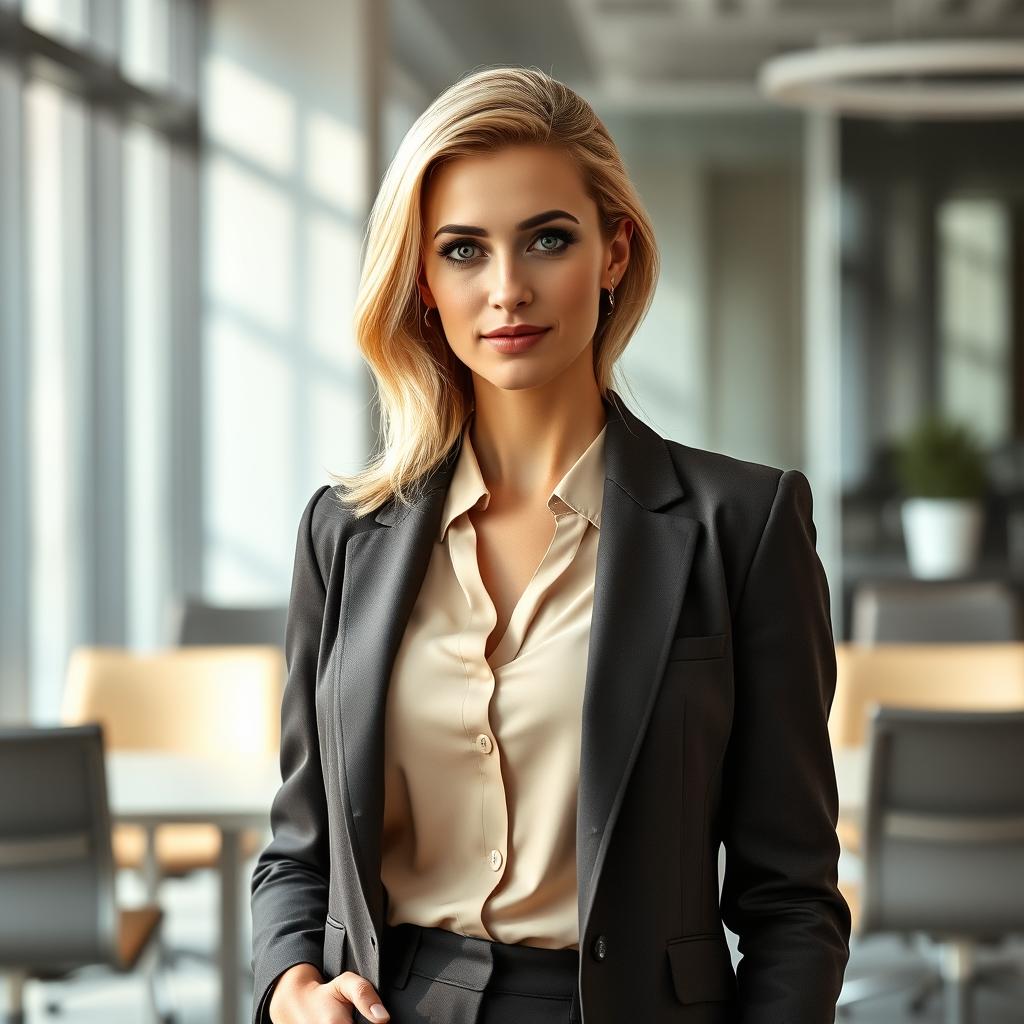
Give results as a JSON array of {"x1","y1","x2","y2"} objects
[{"x1": 487, "y1": 253, "x2": 533, "y2": 312}]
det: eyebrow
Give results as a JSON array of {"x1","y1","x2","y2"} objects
[{"x1": 432, "y1": 209, "x2": 580, "y2": 240}]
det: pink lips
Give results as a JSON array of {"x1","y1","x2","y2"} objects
[{"x1": 482, "y1": 328, "x2": 550, "y2": 354}]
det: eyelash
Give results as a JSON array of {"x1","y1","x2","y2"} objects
[{"x1": 435, "y1": 228, "x2": 579, "y2": 267}]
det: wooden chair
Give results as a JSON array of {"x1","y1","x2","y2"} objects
[{"x1": 60, "y1": 645, "x2": 285, "y2": 883}]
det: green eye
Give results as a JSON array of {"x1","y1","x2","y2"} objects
[{"x1": 436, "y1": 227, "x2": 579, "y2": 267}]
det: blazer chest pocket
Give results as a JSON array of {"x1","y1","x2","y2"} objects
[
  {"x1": 666, "y1": 933, "x2": 737, "y2": 1004},
  {"x1": 667, "y1": 632, "x2": 726, "y2": 662},
  {"x1": 323, "y1": 915, "x2": 347, "y2": 979}
]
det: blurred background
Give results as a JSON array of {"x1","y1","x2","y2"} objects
[{"x1": 2, "y1": 0, "x2": 1024, "y2": 1022}]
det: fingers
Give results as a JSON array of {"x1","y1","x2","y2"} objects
[{"x1": 330, "y1": 971, "x2": 391, "y2": 1022}]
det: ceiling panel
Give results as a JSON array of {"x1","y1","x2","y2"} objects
[{"x1": 394, "y1": 0, "x2": 1024, "y2": 111}]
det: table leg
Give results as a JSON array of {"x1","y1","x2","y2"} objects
[
  {"x1": 142, "y1": 824, "x2": 160, "y2": 900},
  {"x1": 218, "y1": 828, "x2": 242, "y2": 1024},
  {"x1": 4, "y1": 969, "x2": 26, "y2": 1020}
]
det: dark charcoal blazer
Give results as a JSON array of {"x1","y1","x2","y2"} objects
[{"x1": 250, "y1": 388, "x2": 851, "y2": 1024}]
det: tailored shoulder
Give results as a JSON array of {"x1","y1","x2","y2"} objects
[
  {"x1": 316, "y1": 484, "x2": 380, "y2": 535},
  {"x1": 306, "y1": 484, "x2": 370, "y2": 575},
  {"x1": 663, "y1": 437, "x2": 783, "y2": 506}
]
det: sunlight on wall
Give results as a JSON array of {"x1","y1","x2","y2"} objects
[
  {"x1": 122, "y1": 0, "x2": 172, "y2": 89},
  {"x1": 306, "y1": 209, "x2": 361, "y2": 359},
  {"x1": 205, "y1": 313, "x2": 294, "y2": 598},
  {"x1": 201, "y1": 19, "x2": 368, "y2": 602},
  {"x1": 21, "y1": 0, "x2": 87, "y2": 45},
  {"x1": 305, "y1": 108, "x2": 367, "y2": 215},
  {"x1": 206, "y1": 54, "x2": 296, "y2": 176},
  {"x1": 207, "y1": 155, "x2": 296, "y2": 332}
]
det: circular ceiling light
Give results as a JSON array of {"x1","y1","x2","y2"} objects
[{"x1": 759, "y1": 40, "x2": 1024, "y2": 119}]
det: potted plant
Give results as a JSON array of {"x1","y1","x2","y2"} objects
[{"x1": 892, "y1": 412, "x2": 988, "y2": 578}]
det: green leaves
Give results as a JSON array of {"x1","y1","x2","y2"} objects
[{"x1": 892, "y1": 412, "x2": 987, "y2": 498}]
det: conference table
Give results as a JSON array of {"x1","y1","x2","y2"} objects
[
  {"x1": 103, "y1": 746, "x2": 870, "y2": 1024},
  {"x1": 106, "y1": 751, "x2": 281, "y2": 1024}
]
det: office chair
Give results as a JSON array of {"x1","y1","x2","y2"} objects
[
  {"x1": 171, "y1": 598, "x2": 288, "y2": 649},
  {"x1": 836, "y1": 707, "x2": 1024, "y2": 1022},
  {"x1": 850, "y1": 580, "x2": 1022, "y2": 645},
  {"x1": 0, "y1": 724, "x2": 170, "y2": 1024},
  {"x1": 830, "y1": 642, "x2": 1024, "y2": 857}
]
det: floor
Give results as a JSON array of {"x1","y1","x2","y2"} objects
[{"x1": 3, "y1": 848, "x2": 1024, "y2": 1023}]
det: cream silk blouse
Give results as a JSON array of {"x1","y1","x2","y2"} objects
[{"x1": 380, "y1": 412, "x2": 608, "y2": 951}]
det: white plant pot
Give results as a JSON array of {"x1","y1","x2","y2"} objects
[{"x1": 900, "y1": 498, "x2": 984, "y2": 578}]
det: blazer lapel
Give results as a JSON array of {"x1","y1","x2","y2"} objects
[
  {"x1": 336, "y1": 445, "x2": 458, "y2": 934},
  {"x1": 575, "y1": 395, "x2": 701, "y2": 944},
  {"x1": 335, "y1": 390, "x2": 701, "y2": 949}
]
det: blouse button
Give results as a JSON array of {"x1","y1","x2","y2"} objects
[
  {"x1": 476, "y1": 734, "x2": 493, "y2": 754},
  {"x1": 489, "y1": 849, "x2": 503, "y2": 870}
]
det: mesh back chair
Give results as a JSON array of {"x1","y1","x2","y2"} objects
[
  {"x1": 172, "y1": 598, "x2": 288, "y2": 649},
  {"x1": 0, "y1": 724, "x2": 169, "y2": 1023},
  {"x1": 836, "y1": 707, "x2": 1024, "y2": 1023},
  {"x1": 851, "y1": 581, "x2": 1022, "y2": 645},
  {"x1": 830, "y1": 642, "x2": 1024, "y2": 858}
]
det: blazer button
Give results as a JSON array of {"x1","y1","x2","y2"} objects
[{"x1": 591, "y1": 935, "x2": 607, "y2": 961}]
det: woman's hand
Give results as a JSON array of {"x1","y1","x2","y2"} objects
[{"x1": 268, "y1": 962, "x2": 391, "y2": 1023}]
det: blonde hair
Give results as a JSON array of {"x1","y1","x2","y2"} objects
[{"x1": 330, "y1": 65, "x2": 660, "y2": 519}]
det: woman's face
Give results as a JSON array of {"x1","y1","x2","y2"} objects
[{"x1": 417, "y1": 143, "x2": 632, "y2": 393}]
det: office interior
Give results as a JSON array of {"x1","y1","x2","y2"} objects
[{"x1": 2, "y1": 0, "x2": 1024, "y2": 1022}]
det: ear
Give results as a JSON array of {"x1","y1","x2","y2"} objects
[
  {"x1": 416, "y1": 263, "x2": 436, "y2": 308},
  {"x1": 604, "y1": 217, "x2": 634, "y2": 289}
]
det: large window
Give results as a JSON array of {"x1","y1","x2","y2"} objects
[
  {"x1": 0, "y1": 0, "x2": 201, "y2": 721},
  {"x1": 937, "y1": 196, "x2": 1013, "y2": 446}
]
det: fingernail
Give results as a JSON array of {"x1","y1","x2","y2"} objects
[{"x1": 370, "y1": 1004, "x2": 389, "y2": 1020}]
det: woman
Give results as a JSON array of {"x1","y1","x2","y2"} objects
[{"x1": 251, "y1": 66, "x2": 851, "y2": 1024}]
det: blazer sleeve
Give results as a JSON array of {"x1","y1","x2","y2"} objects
[
  {"x1": 250, "y1": 483, "x2": 334, "y2": 1024},
  {"x1": 719, "y1": 468, "x2": 852, "y2": 1022}
]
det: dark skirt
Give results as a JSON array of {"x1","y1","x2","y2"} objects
[{"x1": 364, "y1": 921, "x2": 583, "y2": 1024}]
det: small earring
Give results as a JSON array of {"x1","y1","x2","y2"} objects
[{"x1": 606, "y1": 277, "x2": 615, "y2": 316}]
